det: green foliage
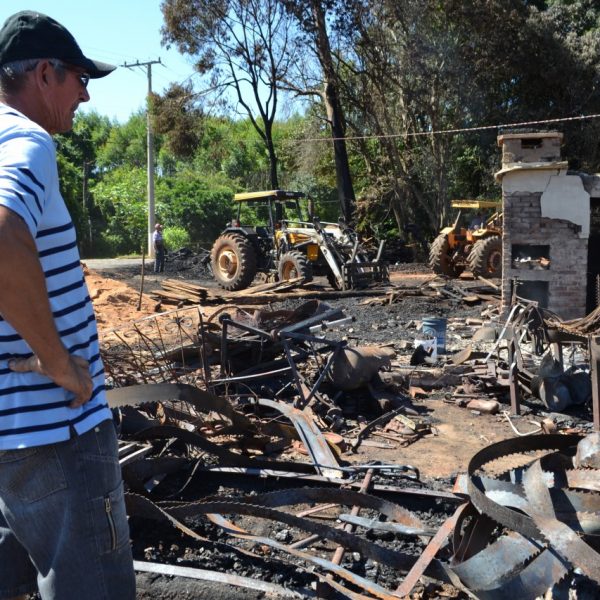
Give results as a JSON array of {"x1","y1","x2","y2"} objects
[
  {"x1": 151, "y1": 84, "x2": 202, "y2": 159},
  {"x1": 157, "y1": 171, "x2": 235, "y2": 245},
  {"x1": 54, "y1": 112, "x2": 115, "y2": 252},
  {"x1": 93, "y1": 232, "x2": 130, "y2": 258},
  {"x1": 449, "y1": 141, "x2": 500, "y2": 201},
  {"x1": 96, "y1": 113, "x2": 149, "y2": 169},
  {"x1": 55, "y1": 153, "x2": 86, "y2": 241},
  {"x1": 163, "y1": 226, "x2": 191, "y2": 250},
  {"x1": 49, "y1": 1, "x2": 600, "y2": 259},
  {"x1": 91, "y1": 167, "x2": 149, "y2": 253}
]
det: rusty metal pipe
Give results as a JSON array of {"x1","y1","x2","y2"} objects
[{"x1": 288, "y1": 533, "x2": 321, "y2": 550}]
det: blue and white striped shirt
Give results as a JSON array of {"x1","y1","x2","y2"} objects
[{"x1": 0, "y1": 104, "x2": 111, "y2": 449}]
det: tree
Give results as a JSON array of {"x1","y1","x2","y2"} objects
[
  {"x1": 96, "y1": 112, "x2": 150, "y2": 170},
  {"x1": 282, "y1": 0, "x2": 357, "y2": 222},
  {"x1": 321, "y1": 0, "x2": 600, "y2": 240},
  {"x1": 158, "y1": 171, "x2": 235, "y2": 244},
  {"x1": 160, "y1": 0, "x2": 297, "y2": 188},
  {"x1": 151, "y1": 82, "x2": 203, "y2": 159},
  {"x1": 327, "y1": 1, "x2": 474, "y2": 234},
  {"x1": 91, "y1": 166, "x2": 149, "y2": 253},
  {"x1": 55, "y1": 111, "x2": 114, "y2": 254}
]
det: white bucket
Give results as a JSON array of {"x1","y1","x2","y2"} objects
[{"x1": 413, "y1": 337, "x2": 437, "y2": 360}]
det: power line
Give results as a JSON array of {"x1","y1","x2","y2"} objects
[
  {"x1": 294, "y1": 113, "x2": 600, "y2": 144},
  {"x1": 77, "y1": 97, "x2": 600, "y2": 150}
]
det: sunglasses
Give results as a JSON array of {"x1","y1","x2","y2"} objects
[
  {"x1": 70, "y1": 69, "x2": 90, "y2": 88},
  {"x1": 49, "y1": 60, "x2": 90, "y2": 89},
  {"x1": 75, "y1": 71, "x2": 90, "y2": 89}
]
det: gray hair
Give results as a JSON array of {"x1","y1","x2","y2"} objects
[{"x1": 0, "y1": 58, "x2": 66, "y2": 94}]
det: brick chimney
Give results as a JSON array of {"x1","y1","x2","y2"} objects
[{"x1": 496, "y1": 132, "x2": 589, "y2": 320}]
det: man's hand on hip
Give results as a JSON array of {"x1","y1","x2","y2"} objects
[{"x1": 8, "y1": 354, "x2": 94, "y2": 408}]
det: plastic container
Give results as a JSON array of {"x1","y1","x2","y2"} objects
[{"x1": 421, "y1": 317, "x2": 447, "y2": 353}]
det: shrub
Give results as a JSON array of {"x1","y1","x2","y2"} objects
[{"x1": 163, "y1": 226, "x2": 190, "y2": 251}]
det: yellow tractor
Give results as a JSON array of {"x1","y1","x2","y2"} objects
[
  {"x1": 209, "y1": 190, "x2": 388, "y2": 291},
  {"x1": 428, "y1": 199, "x2": 503, "y2": 278}
]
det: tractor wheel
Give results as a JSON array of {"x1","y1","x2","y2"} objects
[
  {"x1": 278, "y1": 251, "x2": 313, "y2": 283},
  {"x1": 468, "y1": 236, "x2": 502, "y2": 278},
  {"x1": 429, "y1": 234, "x2": 461, "y2": 277},
  {"x1": 210, "y1": 233, "x2": 257, "y2": 291}
]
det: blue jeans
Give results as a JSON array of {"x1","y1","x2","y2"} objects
[
  {"x1": 154, "y1": 245, "x2": 165, "y2": 273},
  {"x1": 0, "y1": 420, "x2": 135, "y2": 599}
]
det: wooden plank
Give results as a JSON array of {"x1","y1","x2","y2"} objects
[
  {"x1": 150, "y1": 290, "x2": 200, "y2": 304},
  {"x1": 229, "y1": 277, "x2": 303, "y2": 296},
  {"x1": 162, "y1": 279, "x2": 208, "y2": 293}
]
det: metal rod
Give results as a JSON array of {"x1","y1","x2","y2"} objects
[
  {"x1": 210, "y1": 366, "x2": 292, "y2": 385},
  {"x1": 509, "y1": 361, "x2": 521, "y2": 416},
  {"x1": 220, "y1": 318, "x2": 228, "y2": 376},
  {"x1": 395, "y1": 503, "x2": 469, "y2": 597},
  {"x1": 301, "y1": 343, "x2": 344, "y2": 407},
  {"x1": 330, "y1": 468, "x2": 375, "y2": 566}
]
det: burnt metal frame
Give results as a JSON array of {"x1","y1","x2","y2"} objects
[
  {"x1": 278, "y1": 329, "x2": 346, "y2": 410},
  {"x1": 218, "y1": 314, "x2": 274, "y2": 376}
]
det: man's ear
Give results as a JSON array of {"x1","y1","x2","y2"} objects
[{"x1": 35, "y1": 60, "x2": 53, "y2": 88}]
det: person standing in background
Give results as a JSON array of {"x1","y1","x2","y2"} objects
[{"x1": 153, "y1": 222, "x2": 166, "y2": 273}]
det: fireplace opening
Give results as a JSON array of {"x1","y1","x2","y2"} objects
[
  {"x1": 515, "y1": 280, "x2": 549, "y2": 308},
  {"x1": 512, "y1": 244, "x2": 550, "y2": 269}
]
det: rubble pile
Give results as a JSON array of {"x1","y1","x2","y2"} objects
[
  {"x1": 164, "y1": 247, "x2": 211, "y2": 276},
  {"x1": 93, "y1": 266, "x2": 600, "y2": 599}
]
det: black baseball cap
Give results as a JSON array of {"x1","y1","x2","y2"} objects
[{"x1": 0, "y1": 11, "x2": 115, "y2": 78}]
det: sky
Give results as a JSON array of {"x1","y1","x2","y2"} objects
[{"x1": 3, "y1": 2, "x2": 198, "y2": 122}]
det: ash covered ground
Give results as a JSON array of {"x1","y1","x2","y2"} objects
[{"x1": 84, "y1": 258, "x2": 598, "y2": 600}]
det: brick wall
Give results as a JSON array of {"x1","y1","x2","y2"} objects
[{"x1": 502, "y1": 192, "x2": 588, "y2": 319}]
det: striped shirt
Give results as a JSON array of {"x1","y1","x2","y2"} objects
[{"x1": 0, "y1": 104, "x2": 111, "y2": 449}]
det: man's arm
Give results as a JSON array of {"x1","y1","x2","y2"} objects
[{"x1": 0, "y1": 207, "x2": 92, "y2": 407}]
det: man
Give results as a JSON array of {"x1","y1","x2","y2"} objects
[
  {"x1": 469, "y1": 211, "x2": 485, "y2": 230},
  {"x1": 153, "y1": 222, "x2": 165, "y2": 273},
  {"x1": 0, "y1": 11, "x2": 135, "y2": 600}
]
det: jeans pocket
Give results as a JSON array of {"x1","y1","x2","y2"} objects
[
  {"x1": 91, "y1": 481, "x2": 130, "y2": 555},
  {"x1": 0, "y1": 446, "x2": 67, "y2": 503}
]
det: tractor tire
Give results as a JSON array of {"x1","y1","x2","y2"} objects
[
  {"x1": 210, "y1": 233, "x2": 257, "y2": 291},
  {"x1": 468, "y1": 236, "x2": 502, "y2": 278},
  {"x1": 429, "y1": 234, "x2": 461, "y2": 277},
  {"x1": 278, "y1": 251, "x2": 313, "y2": 284}
]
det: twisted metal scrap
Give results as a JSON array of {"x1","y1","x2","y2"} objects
[
  {"x1": 449, "y1": 434, "x2": 600, "y2": 599},
  {"x1": 126, "y1": 487, "x2": 442, "y2": 600}
]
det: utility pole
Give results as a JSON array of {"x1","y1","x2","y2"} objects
[{"x1": 123, "y1": 59, "x2": 162, "y2": 258}]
